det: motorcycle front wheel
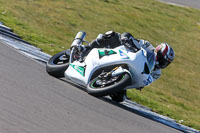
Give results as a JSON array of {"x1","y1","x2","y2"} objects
[
  {"x1": 46, "y1": 50, "x2": 70, "y2": 78},
  {"x1": 87, "y1": 73, "x2": 131, "y2": 97}
]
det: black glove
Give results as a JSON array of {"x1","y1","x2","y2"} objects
[
  {"x1": 122, "y1": 39, "x2": 133, "y2": 48},
  {"x1": 123, "y1": 39, "x2": 138, "y2": 52}
]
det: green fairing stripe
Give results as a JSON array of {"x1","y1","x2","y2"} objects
[
  {"x1": 98, "y1": 50, "x2": 106, "y2": 57},
  {"x1": 69, "y1": 64, "x2": 85, "y2": 76},
  {"x1": 98, "y1": 49, "x2": 117, "y2": 58},
  {"x1": 108, "y1": 50, "x2": 116, "y2": 55}
]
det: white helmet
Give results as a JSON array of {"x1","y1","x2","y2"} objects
[{"x1": 155, "y1": 43, "x2": 175, "y2": 69}]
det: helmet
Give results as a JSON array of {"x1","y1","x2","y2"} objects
[{"x1": 155, "y1": 43, "x2": 175, "y2": 69}]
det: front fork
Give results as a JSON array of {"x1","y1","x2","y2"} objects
[{"x1": 98, "y1": 65, "x2": 130, "y2": 80}]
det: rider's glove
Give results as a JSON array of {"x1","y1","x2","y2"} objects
[
  {"x1": 122, "y1": 39, "x2": 138, "y2": 52},
  {"x1": 71, "y1": 45, "x2": 86, "y2": 53}
]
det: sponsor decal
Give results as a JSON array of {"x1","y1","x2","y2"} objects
[
  {"x1": 70, "y1": 64, "x2": 85, "y2": 76},
  {"x1": 98, "y1": 49, "x2": 117, "y2": 58},
  {"x1": 119, "y1": 50, "x2": 129, "y2": 59},
  {"x1": 143, "y1": 76, "x2": 153, "y2": 86}
]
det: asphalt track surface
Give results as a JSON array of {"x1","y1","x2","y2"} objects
[
  {"x1": 159, "y1": 0, "x2": 200, "y2": 9},
  {"x1": 0, "y1": 42, "x2": 182, "y2": 133}
]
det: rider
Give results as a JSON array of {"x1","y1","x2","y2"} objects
[{"x1": 75, "y1": 31, "x2": 175, "y2": 102}]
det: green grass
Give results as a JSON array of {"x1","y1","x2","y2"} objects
[{"x1": 0, "y1": 0, "x2": 200, "y2": 130}]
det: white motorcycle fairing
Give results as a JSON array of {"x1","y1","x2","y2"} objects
[{"x1": 64, "y1": 45, "x2": 155, "y2": 90}]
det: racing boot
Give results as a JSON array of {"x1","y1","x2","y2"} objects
[{"x1": 110, "y1": 90, "x2": 127, "y2": 103}]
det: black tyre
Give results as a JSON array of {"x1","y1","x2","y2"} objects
[
  {"x1": 46, "y1": 50, "x2": 70, "y2": 78},
  {"x1": 87, "y1": 73, "x2": 131, "y2": 97}
]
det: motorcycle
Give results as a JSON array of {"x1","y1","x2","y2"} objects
[{"x1": 46, "y1": 31, "x2": 155, "y2": 101}]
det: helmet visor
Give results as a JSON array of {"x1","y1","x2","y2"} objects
[{"x1": 157, "y1": 51, "x2": 171, "y2": 69}]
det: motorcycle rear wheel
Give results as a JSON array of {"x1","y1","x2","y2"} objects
[
  {"x1": 87, "y1": 73, "x2": 131, "y2": 97},
  {"x1": 46, "y1": 50, "x2": 70, "y2": 78}
]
